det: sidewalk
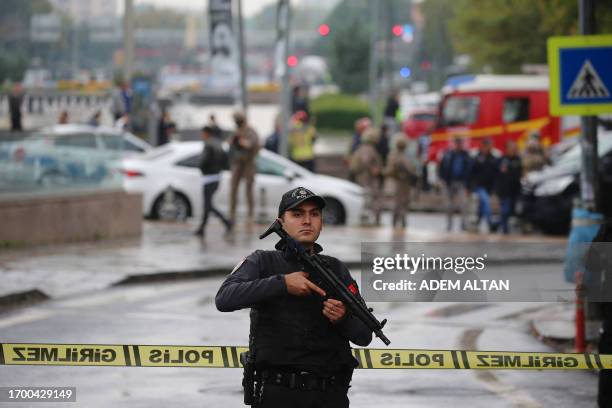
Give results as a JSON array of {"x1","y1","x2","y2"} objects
[
  {"x1": 531, "y1": 301, "x2": 601, "y2": 353},
  {"x1": 0, "y1": 214, "x2": 567, "y2": 305}
]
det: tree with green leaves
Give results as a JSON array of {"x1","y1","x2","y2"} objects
[
  {"x1": 449, "y1": 0, "x2": 612, "y2": 73},
  {"x1": 417, "y1": 0, "x2": 455, "y2": 89}
]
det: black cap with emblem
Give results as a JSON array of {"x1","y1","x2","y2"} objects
[{"x1": 278, "y1": 187, "x2": 326, "y2": 217}]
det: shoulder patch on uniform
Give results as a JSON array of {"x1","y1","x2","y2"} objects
[
  {"x1": 231, "y1": 258, "x2": 246, "y2": 274},
  {"x1": 348, "y1": 281, "x2": 359, "y2": 295}
]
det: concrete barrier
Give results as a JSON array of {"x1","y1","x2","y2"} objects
[{"x1": 0, "y1": 189, "x2": 142, "y2": 247}]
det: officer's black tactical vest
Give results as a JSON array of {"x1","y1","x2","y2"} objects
[{"x1": 251, "y1": 250, "x2": 357, "y2": 372}]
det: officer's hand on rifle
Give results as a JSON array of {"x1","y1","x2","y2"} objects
[
  {"x1": 285, "y1": 272, "x2": 326, "y2": 297},
  {"x1": 322, "y1": 299, "x2": 346, "y2": 324}
]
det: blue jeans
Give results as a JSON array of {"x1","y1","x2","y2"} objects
[
  {"x1": 475, "y1": 187, "x2": 493, "y2": 228},
  {"x1": 499, "y1": 196, "x2": 516, "y2": 234}
]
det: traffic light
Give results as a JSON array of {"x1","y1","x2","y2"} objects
[
  {"x1": 392, "y1": 24, "x2": 414, "y2": 42},
  {"x1": 287, "y1": 55, "x2": 298, "y2": 67},
  {"x1": 401, "y1": 24, "x2": 414, "y2": 43},
  {"x1": 318, "y1": 24, "x2": 330, "y2": 36},
  {"x1": 392, "y1": 24, "x2": 403, "y2": 36}
]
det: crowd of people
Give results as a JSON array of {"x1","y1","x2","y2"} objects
[
  {"x1": 439, "y1": 133, "x2": 548, "y2": 233},
  {"x1": 340, "y1": 110, "x2": 551, "y2": 234},
  {"x1": 6, "y1": 79, "x2": 555, "y2": 236}
]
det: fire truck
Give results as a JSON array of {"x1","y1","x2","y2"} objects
[{"x1": 427, "y1": 75, "x2": 580, "y2": 161}]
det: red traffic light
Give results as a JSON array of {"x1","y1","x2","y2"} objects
[
  {"x1": 318, "y1": 24, "x2": 330, "y2": 36},
  {"x1": 420, "y1": 60, "x2": 432, "y2": 71},
  {"x1": 392, "y1": 24, "x2": 403, "y2": 36},
  {"x1": 287, "y1": 55, "x2": 299, "y2": 67}
]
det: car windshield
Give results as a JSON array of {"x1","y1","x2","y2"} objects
[
  {"x1": 411, "y1": 113, "x2": 436, "y2": 122},
  {"x1": 256, "y1": 155, "x2": 286, "y2": 176},
  {"x1": 54, "y1": 133, "x2": 97, "y2": 148},
  {"x1": 441, "y1": 96, "x2": 480, "y2": 126},
  {"x1": 141, "y1": 145, "x2": 174, "y2": 161},
  {"x1": 554, "y1": 133, "x2": 612, "y2": 171}
]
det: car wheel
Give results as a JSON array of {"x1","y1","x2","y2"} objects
[
  {"x1": 153, "y1": 190, "x2": 191, "y2": 222},
  {"x1": 322, "y1": 197, "x2": 345, "y2": 225},
  {"x1": 39, "y1": 171, "x2": 71, "y2": 187}
]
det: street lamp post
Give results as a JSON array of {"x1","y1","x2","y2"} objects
[
  {"x1": 236, "y1": 0, "x2": 248, "y2": 115},
  {"x1": 123, "y1": 0, "x2": 135, "y2": 83},
  {"x1": 278, "y1": 0, "x2": 292, "y2": 159},
  {"x1": 369, "y1": 0, "x2": 380, "y2": 124}
]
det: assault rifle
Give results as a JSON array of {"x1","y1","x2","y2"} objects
[{"x1": 260, "y1": 219, "x2": 391, "y2": 345}]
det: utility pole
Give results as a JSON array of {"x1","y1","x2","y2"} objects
[
  {"x1": 278, "y1": 0, "x2": 291, "y2": 159},
  {"x1": 384, "y1": 0, "x2": 394, "y2": 95},
  {"x1": 71, "y1": 22, "x2": 80, "y2": 79},
  {"x1": 123, "y1": 0, "x2": 135, "y2": 83},
  {"x1": 236, "y1": 0, "x2": 248, "y2": 115},
  {"x1": 368, "y1": 0, "x2": 380, "y2": 124},
  {"x1": 578, "y1": 0, "x2": 600, "y2": 211}
]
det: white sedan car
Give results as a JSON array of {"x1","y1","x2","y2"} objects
[
  {"x1": 0, "y1": 124, "x2": 152, "y2": 190},
  {"x1": 122, "y1": 141, "x2": 365, "y2": 225}
]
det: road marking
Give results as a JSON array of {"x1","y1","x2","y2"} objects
[
  {"x1": 0, "y1": 310, "x2": 53, "y2": 329},
  {"x1": 460, "y1": 328, "x2": 543, "y2": 408}
]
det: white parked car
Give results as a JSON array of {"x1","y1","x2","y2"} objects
[
  {"x1": 0, "y1": 124, "x2": 152, "y2": 189},
  {"x1": 38, "y1": 124, "x2": 153, "y2": 156},
  {"x1": 122, "y1": 141, "x2": 365, "y2": 225}
]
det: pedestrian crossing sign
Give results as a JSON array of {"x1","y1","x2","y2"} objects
[{"x1": 548, "y1": 35, "x2": 612, "y2": 116}]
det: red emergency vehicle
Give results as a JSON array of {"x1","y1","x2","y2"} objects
[{"x1": 428, "y1": 75, "x2": 580, "y2": 161}]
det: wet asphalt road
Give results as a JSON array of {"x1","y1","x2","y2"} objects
[{"x1": 0, "y1": 273, "x2": 597, "y2": 408}]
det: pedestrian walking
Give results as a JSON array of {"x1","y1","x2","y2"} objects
[
  {"x1": 350, "y1": 127, "x2": 384, "y2": 225},
  {"x1": 87, "y1": 110, "x2": 101, "y2": 127},
  {"x1": 228, "y1": 111, "x2": 260, "y2": 223},
  {"x1": 522, "y1": 132, "x2": 549, "y2": 173},
  {"x1": 496, "y1": 141, "x2": 522, "y2": 234},
  {"x1": 347, "y1": 117, "x2": 372, "y2": 182},
  {"x1": 157, "y1": 109, "x2": 174, "y2": 146},
  {"x1": 470, "y1": 138, "x2": 499, "y2": 232},
  {"x1": 439, "y1": 137, "x2": 471, "y2": 231},
  {"x1": 289, "y1": 110, "x2": 317, "y2": 172},
  {"x1": 291, "y1": 85, "x2": 310, "y2": 118},
  {"x1": 385, "y1": 137, "x2": 418, "y2": 228},
  {"x1": 8, "y1": 82, "x2": 23, "y2": 131},
  {"x1": 111, "y1": 81, "x2": 132, "y2": 121},
  {"x1": 58, "y1": 110, "x2": 69, "y2": 124},
  {"x1": 382, "y1": 89, "x2": 400, "y2": 134},
  {"x1": 194, "y1": 126, "x2": 233, "y2": 237},
  {"x1": 216, "y1": 187, "x2": 372, "y2": 407}
]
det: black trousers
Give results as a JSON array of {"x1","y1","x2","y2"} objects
[
  {"x1": 198, "y1": 181, "x2": 230, "y2": 232},
  {"x1": 259, "y1": 384, "x2": 349, "y2": 408},
  {"x1": 599, "y1": 303, "x2": 612, "y2": 407}
]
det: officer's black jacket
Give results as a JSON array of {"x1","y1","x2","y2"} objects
[{"x1": 215, "y1": 240, "x2": 373, "y2": 375}]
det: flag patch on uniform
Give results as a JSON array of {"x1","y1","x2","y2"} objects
[{"x1": 348, "y1": 282, "x2": 359, "y2": 295}]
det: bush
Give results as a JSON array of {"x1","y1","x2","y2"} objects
[{"x1": 311, "y1": 93, "x2": 370, "y2": 132}]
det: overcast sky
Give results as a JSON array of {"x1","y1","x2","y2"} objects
[{"x1": 133, "y1": 0, "x2": 279, "y2": 17}]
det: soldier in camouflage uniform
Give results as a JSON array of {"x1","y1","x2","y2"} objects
[
  {"x1": 228, "y1": 112, "x2": 260, "y2": 222},
  {"x1": 350, "y1": 127, "x2": 384, "y2": 225},
  {"x1": 385, "y1": 137, "x2": 418, "y2": 228}
]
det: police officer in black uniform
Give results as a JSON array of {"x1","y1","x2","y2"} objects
[{"x1": 215, "y1": 187, "x2": 373, "y2": 407}]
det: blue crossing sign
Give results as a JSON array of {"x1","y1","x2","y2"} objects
[{"x1": 548, "y1": 35, "x2": 612, "y2": 116}]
